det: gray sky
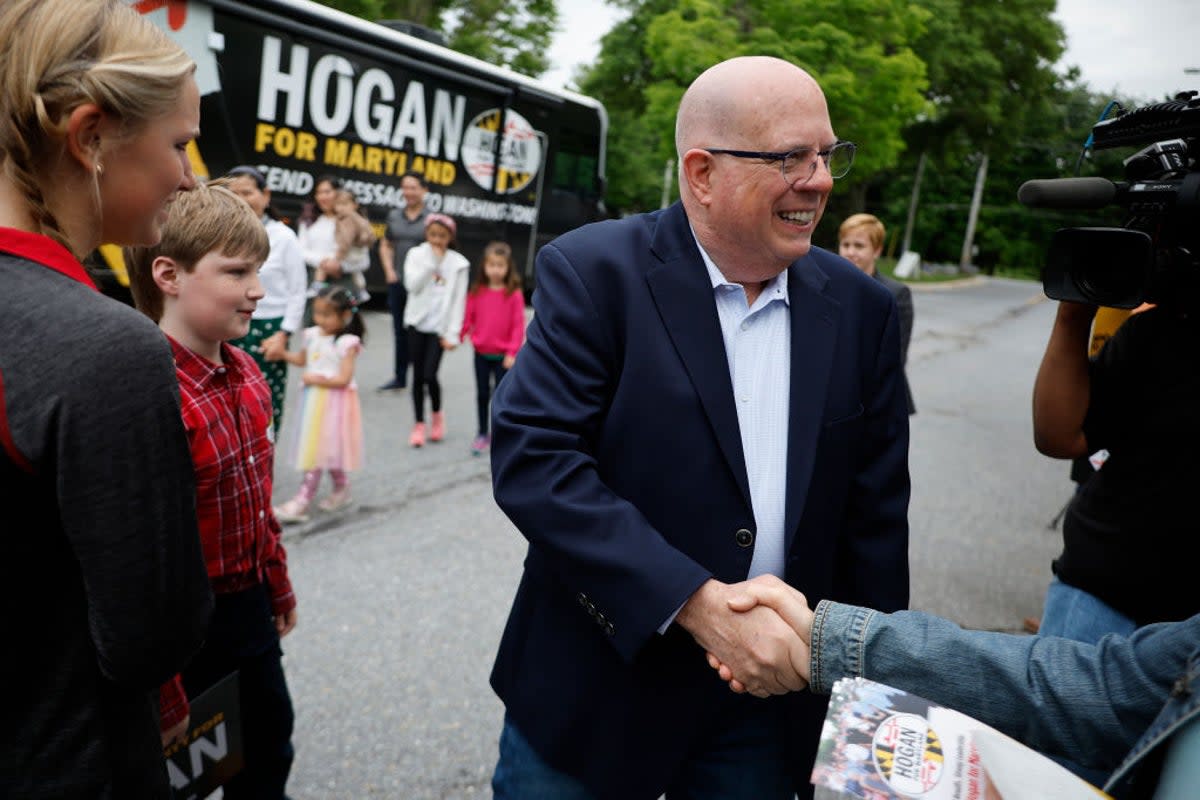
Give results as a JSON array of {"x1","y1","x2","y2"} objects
[{"x1": 544, "y1": 0, "x2": 1200, "y2": 104}]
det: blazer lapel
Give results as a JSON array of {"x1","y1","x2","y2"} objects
[
  {"x1": 645, "y1": 206, "x2": 752, "y2": 510},
  {"x1": 783, "y1": 255, "x2": 840, "y2": 549}
]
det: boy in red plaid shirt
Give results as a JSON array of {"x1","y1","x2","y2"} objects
[{"x1": 127, "y1": 180, "x2": 298, "y2": 799}]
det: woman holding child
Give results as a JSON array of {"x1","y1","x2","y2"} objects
[{"x1": 297, "y1": 175, "x2": 373, "y2": 304}]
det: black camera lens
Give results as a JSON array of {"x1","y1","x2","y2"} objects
[{"x1": 1072, "y1": 259, "x2": 1144, "y2": 305}]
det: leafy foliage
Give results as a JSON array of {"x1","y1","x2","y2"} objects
[
  {"x1": 444, "y1": 0, "x2": 558, "y2": 76},
  {"x1": 310, "y1": 0, "x2": 558, "y2": 76},
  {"x1": 580, "y1": 0, "x2": 930, "y2": 212}
]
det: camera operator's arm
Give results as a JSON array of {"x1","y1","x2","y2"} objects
[{"x1": 1032, "y1": 301, "x2": 1096, "y2": 458}]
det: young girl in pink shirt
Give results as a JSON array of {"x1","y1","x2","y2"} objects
[{"x1": 459, "y1": 241, "x2": 526, "y2": 454}]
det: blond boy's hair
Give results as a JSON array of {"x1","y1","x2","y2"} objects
[
  {"x1": 126, "y1": 178, "x2": 269, "y2": 322},
  {"x1": 838, "y1": 213, "x2": 886, "y2": 252}
]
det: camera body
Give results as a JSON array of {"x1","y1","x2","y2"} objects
[{"x1": 1018, "y1": 92, "x2": 1200, "y2": 308}]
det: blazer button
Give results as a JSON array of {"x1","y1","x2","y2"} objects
[
  {"x1": 604, "y1": 621, "x2": 615, "y2": 636},
  {"x1": 735, "y1": 528, "x2": 754, "y2": 547},
  {"x1": 577, "y1": 593, "x2": 588, "y2": 607}
]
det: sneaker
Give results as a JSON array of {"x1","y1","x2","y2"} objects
[
  {"x1": 409, "y1": 422, "x2": 426, "y2": 448},
  {"x1": 318, "y1": 488, "x2": 352, "y2": 512},
  {"x1": 305, "y1": 280, "x2": 328, "y2": 299},
  {"x1": 430, "y1": 411, "x2": 446, "y2": 443},
  {"x1": 356, "y1": 289, "x2": 371, "y2": 304},
  {"x1": 377, "y1": 378, "x2": 407, "y2": 392},
  {"x1": 274, "y1": 497, "x2": 309, "y2": 523},
  {"x1": 470, "y1": 434, "x2": 490, "y2": 456}
]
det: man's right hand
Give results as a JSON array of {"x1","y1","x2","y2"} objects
[
  {"x1": 676, "y1": 578, "x2": 809, "y2": 698},
  {"x1": 703, "y1": 575, "x2": 816, "y2": 694}
]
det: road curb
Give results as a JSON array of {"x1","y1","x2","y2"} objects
[{"x1": 906, "y1": 275, "x2": 988, "y2": 291}]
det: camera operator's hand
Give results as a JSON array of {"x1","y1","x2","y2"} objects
[{"x1": 1032, "y1": 301, "x2": 1097, "y2": 459}]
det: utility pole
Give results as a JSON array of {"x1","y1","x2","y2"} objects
[
  {"x1": 660, "y1": 159, "x2": 674, "y2": 209},
  {"x1": 959, "y1": 151, "x2": 989, "y2": 271},
  {"x1": 901, "y1": 151, "x2": 926, "y2": 256}
]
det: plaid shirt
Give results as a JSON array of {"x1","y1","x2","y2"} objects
[{"x1": 160, "y1": 337, "x2": 295, "y2": 729}]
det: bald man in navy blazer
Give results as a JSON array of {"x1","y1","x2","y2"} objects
[{"x1": 488, "y1": 56, "x2": 910, "y2": 800}]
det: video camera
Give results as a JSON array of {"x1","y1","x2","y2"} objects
[{"x1": 1018, "y1": 91, "x2": 1200, "y2": 308}]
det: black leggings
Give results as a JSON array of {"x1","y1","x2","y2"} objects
[
  {"x1": 474, "y1": 353, "x2": 508, "y2": 435},
  {"x1": 407, "y1": 327, "x2": 444, "y2": 422}
]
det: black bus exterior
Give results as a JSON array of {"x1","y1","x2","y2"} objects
[{"x1": 106, "y1": 0, "x2": 607, "y2": 300}]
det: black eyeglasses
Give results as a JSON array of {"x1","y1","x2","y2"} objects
[{"x1": 703, "y1": 141, "x2": 856, "y2": 184}]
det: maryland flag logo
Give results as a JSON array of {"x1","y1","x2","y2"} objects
[
  {"x1": 460, "y1": 108, "x2": 543, "y2": 194},
  {"x1": 873, "y1": 713, "x2": 945, "y2": 795}
]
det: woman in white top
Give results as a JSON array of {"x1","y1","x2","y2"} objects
[
  {"x1": 225, "y1": 165, "x2": 308, "y2": 431},
  {"x1": 296, "y1": 175, "x2": 370, "y2": 314}
]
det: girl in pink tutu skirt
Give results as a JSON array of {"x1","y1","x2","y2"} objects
[{"x1": 271, "y1": 285, "x2": 365, "y2": 522}]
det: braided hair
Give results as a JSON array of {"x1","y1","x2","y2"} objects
[{"x1": 0, "y1": 0, "x2": 194, "y2": 255}]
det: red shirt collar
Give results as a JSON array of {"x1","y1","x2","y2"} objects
[
  {"x1": 168, "y1": 335, "x2": 250, "y2": 386},
  {"x1": 0, "y1": 227, "x2": 97, "y2": 290}
]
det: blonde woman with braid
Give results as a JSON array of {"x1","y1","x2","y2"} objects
[{"x1": 0, "y1": 1, "x2": 213, "y2": 796}]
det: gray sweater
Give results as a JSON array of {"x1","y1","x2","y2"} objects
[{"x1": 0, "y1": 249, "x2": 212, "y2": 798}]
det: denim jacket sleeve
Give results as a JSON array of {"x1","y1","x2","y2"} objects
[
  {"x1": 810, "y1": 600, "x2": 1200, "y2": 773},
  {"x1": 1104, "y1": 647, "x2": 1200, "y2": 798}
]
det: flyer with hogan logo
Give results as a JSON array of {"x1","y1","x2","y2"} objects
[{"x1": 812, "y1": 678, "x2": 1110, "y2": 800}]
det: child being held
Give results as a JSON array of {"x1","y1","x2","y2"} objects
[
  {"x1": 310, "y1": 189, "x2": 376, "y2": 303},
  {"x1": 125, "y1": 180, "x2": 298, "y2": 798}
]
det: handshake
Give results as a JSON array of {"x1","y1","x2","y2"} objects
[{"x1": 677, "y1": 574, "x2": 817, "y2": 699}]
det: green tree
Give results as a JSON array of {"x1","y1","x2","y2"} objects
[
  {"x1": 877, "y1": 79, "x2": 1132, "y2": 275},
  {"x1": 907, "y1": 0, "x2": 1064, "y2": 153},
  {"x1": 884, "y1": 0, "x2": 1066, "y2": 270},
  {"x1": 444, "y1": 0, "x2": 558, "y2": 77},
  {"x1": 577, "y1": 0, "x2": 679, "y2": 213},
  {"x1": 312, "y1": 1, "x2": 444, "y2": 24},
  {"x1": 310, "y1": 0, "x2": 558, "y2": 76},
  {"x1": 580, "y1": 0, "x2": 930, "y2": 213}
]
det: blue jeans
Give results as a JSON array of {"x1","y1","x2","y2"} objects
[
  {"x1": 1037, "y1": 578, "x2": 1139, "y2": 787},
  {"x1": 1039, "y1": 577, "x2": 1137, "y2": 645},
  {"x1": 492, "y1": 710, "x2": 793, "y2": 800}
]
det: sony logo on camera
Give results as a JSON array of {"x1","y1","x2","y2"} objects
[{"x1": 1018, "y1": 91, "x2": 1200, "y2": 309}]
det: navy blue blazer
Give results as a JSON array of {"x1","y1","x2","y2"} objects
[
  {"x1": 489, "y1": 202, "x2": 911, "y2": 799},
  {"x1": 877, "y1": 271, "x2": 916, "y2": 414}
]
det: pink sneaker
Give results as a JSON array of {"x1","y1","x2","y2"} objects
[
  {"x1": 318, "y1": 488, "x2": 352, "y2": 512},
  {"x1": 274, "y1": 497, "x2": 309, "y2": 523},
  {"x1": 430, "y1": 411, "x2": 446, "y2": 443},
  {"x1": 470, "y1": 434, "x2": 489, "y2": 456},
  {"x1": 409, "y1": 422, "x2": 426, "y2": 448}
]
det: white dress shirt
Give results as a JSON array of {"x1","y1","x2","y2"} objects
[{"x1": 695, "y1": 238, "x2": 791, "y2": 579}]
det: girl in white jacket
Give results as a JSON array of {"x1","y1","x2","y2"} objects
[{"x1": 403, "y1": 213, "x2": 470, "y2": 447}]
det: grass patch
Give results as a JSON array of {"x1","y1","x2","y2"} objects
[{"x1": 877, "y1": 258, "x2": 973, "y2": 284}]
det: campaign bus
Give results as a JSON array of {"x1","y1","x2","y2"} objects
[{"x1": 104, "y1": 0, "x2": 608, "y2": 300}]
